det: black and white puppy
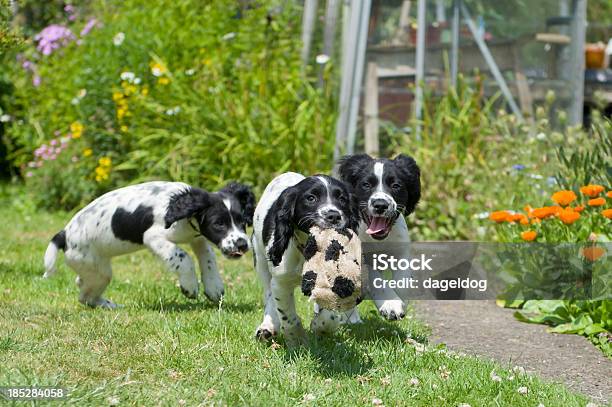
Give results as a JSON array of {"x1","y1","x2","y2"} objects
[
  {"x1": 252, "y1": 172, "x2": 359, "y2": 346},
  {"x1": 338, "y1": 154, "x2": 420, "y2": 320},
  {"x1": 43, "y1": 181, "x2": 255, "y2": 309}
]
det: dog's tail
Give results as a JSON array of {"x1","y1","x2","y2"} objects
[{"x1": 43, "y1": 230, "x2": 66, "y2": 278}]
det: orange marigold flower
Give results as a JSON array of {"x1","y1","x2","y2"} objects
[
  {"x1": 603, "y1": 209, "x2": 612, "y2": 219},
  {"x1": 607, "y1": 191, "x2": 612, "y2": 198},
  {"x1": 520, "y1": 230, "x2": 537, "y2": 241},
  {"x1": 572, "y1": 205, "x2": 585, "y2": 213},
  {"x1": 531, "y1": 218, "x2": 541, "y2": 224},
  {"x1": 582, "y1": 246, "x2": 606, "y2": 262},
  {"x1": 580, "y1": 184, "x2": 605, "y2": 198},
  {"x1": 551, "y1": 190, "x2": 577, "y2": 206},
  {"x1": 588, "y1": 197, "x2": 606, "y2": 207},
  {"x1": 489, "y1": 211, "x2": 510, "y2": 223},
  {"x1": 507, "y1": 213, "x2": 526, "y2": 223},
  {"x1": 558, "y1": 209, "x2": 580, "y2": 225},
  {"x1": 531, "y1": 207, "x2": 552, "y2": 219}
]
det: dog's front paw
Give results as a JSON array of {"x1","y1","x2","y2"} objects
[
  {"x1": 180, "y1": 284, "x2": 199, "y2": 300},
  {"x1": 203, "y1": 277, "x2": 224, "y2": 303},
  {"x1": 378, "y1": 300, "x2": 406, "y2": 321},
  {"x1": 255, "y1": 326, "x2": 277, "y2": 342}
]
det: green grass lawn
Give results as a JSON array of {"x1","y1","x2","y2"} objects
[{"x1": 0, "y1": 192, "x2": 592, "y2": 406}]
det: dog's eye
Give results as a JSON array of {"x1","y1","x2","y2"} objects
[
  {"x1": 338, "y1": 195, "x2": 347, "y2": 204},
  {"x1": 391, "y1": 183, "x2": 401, "y2": 190},
  {"x1": 306, "y1": 195, "x2": 317, "y2": 203},
  {"x1": 214, "y1": 221, "x2": 225, "y2": 229},
  {"x1": 362, "y1": 182, "x2": 371, "y2": 190}
]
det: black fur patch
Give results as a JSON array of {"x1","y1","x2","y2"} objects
[
  {"x1": 164, "y1": 187, "x2": 209, "y2": 228},
  {"x1": 324, "y1": 240, "x2": 344, "y2": 261},
  {"x1": 301, "y1": 270, "x2": 317, "y2": 296},
  {"x1": 111, "y1": 205, "x2": 154, "y2": 244},
  {"x1": 332, "y1": 276, "x2": 355, "y2": 298},
  {"x1": 51, "y1": 230, "x2": 66, "y2": 251},
  {"x1": 302, "y1": 235, "x2": 318, "y2": 260}
]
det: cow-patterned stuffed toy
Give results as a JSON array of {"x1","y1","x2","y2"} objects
[{"x1": 300, "y1": 226, "x2": 362, "y2": 315}]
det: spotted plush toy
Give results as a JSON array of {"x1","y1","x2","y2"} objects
[{"x1": 300, "y1": 226, "x2": 362, "y2": 312}]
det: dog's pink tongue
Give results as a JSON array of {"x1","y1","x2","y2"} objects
[{"x1": 366, "y1": 216, "x2": 387, "y2": 235}]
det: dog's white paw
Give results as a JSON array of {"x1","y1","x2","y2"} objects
[
  {"x1": 311, "y1": 309, "x2": 342, "y2": 335},
  {"x1": 255, "y1": 323, "x2": 277, "y2": 342},
  {"x1": 378, "y1": 300, "x2": 406, "y2": 321},
  {"x1": 203, "y1": 276, "x2": 224, "y2": 303},
  {"x1": 179, "y1": 276, "x2": 199, "y2": 300}
]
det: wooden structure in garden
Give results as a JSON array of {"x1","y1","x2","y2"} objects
[{"x1": 301, "y1": 0, "x2": 591, "y2": 158}]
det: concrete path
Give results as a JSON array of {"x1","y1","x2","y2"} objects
[{"x1": 414, "y1": 300, "x2": 612, "y2": 404}]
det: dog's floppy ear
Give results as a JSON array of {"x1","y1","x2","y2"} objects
[
  {"x1": 393, "y1": 154, "x2": 421, "y2": 215},
  {"x1": 164, "y1": 188, "x2": 211, "y2": 228},
  {"x1": 221, "y1": 181, "x2": 256, "y2": 226},
  {"x1": 347, "y1": 191, "x2": 361, "y2": 233},
  {"x1": 267, "y1": 186, "x2": 298, "y2": 267},
  {"x1": 338, "y1": 154, "x2": 373, "y2": 186}
]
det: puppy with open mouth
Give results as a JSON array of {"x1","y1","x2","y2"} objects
[
  {"x1": 43, "y1": 181, "x2": 255, "y2": 309},
  {"x1": 338, "y1": 153, "x2": 421, "y2": 320}
]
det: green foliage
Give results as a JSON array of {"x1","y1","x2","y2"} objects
[
  {"x1": 387, "y1": 76, "x2": 563, "y2": 241},
  {"x1": 555, "y1": 120, "x2": 612, "y2": 190},
  {"x1": 513, "y1": 300, "x2": 611, "y2": 357},
  {"x1": 3, "y1": 0, "x2": 336, "y2": 209}
]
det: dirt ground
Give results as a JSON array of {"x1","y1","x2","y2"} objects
[{"x1": 414, "y1": 300, "x2": 612, "y2": 404}]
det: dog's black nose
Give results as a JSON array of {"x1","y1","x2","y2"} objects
[
  {"x1": 372, "y1": 199, "x2": 389, "y2": 214},
  {"x1": 324, "y1": 210, "x2": 342, "y2": 225},
  {"x1": 236, "y1": 238, "x2": 248, "y2": 252}
]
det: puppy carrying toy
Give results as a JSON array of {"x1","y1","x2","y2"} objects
[{"x1": 300, "y1": 226, "x2": 362, "y2": 312}]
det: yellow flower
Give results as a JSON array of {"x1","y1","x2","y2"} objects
[
  {"x1": 141, "y1": 86, "x2": 149, "y2": 96},
  {"x1": 83, "y1": 148, "x2": 93, "y2": 157},
  {"x1": 112, "y1": 91, "x2": 124, "y2": 101},
  {"x1": 120, "y1": 125, "x2": 128, "y2": 132},
  {"x1": 117, "y1": 107, "x2": 127, "y2": 119},
  {"x1": 150, "y1": 62, "x2": 167, "y2": 77},
  {"x1": 70, "y1": 121, "x2": 84, "y2": 139},
  {"x1": 98, "y1": 156, "x2": 112, "y2": 167},
  {"x1": 158, "y1": 77, "x2": 170, "y2": 85}
]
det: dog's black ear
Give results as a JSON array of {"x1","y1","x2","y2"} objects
[
  {"x1": 393, "y1": 154, "x2": 421, "y2": 215},
  {"x1": 164, "y1": 188, "x2": 211, "y2": 228},
  {"x1": 338, "y1": 154, "x2": 373, "y2": 186},
  {"x1": 267, "y1": 186, "x2": 298, "y2": 267},
  {"x1": 347, "y1": 192, "x2": 361, "y2": 233},
  {"x1": 221, "y1": 182, "x2": 256, "y2": 226}
]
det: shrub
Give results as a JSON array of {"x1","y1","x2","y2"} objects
[
  {"x1": 387, "y1": 76, "x2": 567, "y2": 241},
  {"x1": 2, "y1": 0, "x2": 336, "y2": 209}
]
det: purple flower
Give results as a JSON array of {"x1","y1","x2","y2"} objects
[
  {"x1": 50, "y1": 139, "x2": 57, "y2": 146},
  {"x1": 64, "y1": 4, "x2": 75, "y2": 13},
  {"x1": 32, "y1": 74, "x2": 41, "y2": 87},
  {"x1": 80, "y1": 19, "x2": 97, "y2": 36},
  {"x1": 512, "y1": 164, "x2": 526, "y2": 171},
  {"x1": 34, "y1": 25, "x2": 76, "y2": 56},
  {"x1": 26, "y1": 171, "x2": 34, "y2": 178},
  {"x1": 22, "y1": 60, "x2": 33, "y2": 70}
]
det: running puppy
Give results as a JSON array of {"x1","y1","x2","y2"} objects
[
  {"x1": 337, "y1": 154, "x2": 420, "y2": 320},
  {"x1": 252, "y1": 172, "x2": 359, "y2": 347},
  {"x1": 44, "y1": 181, "x2": 255, "y2": 308}
]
